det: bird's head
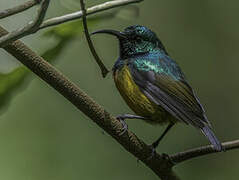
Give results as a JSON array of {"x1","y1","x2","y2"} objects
[{"x1": 91, "y1": 25, "x2": 167, "y2": 59}]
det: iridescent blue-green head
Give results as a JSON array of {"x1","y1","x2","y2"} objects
[{"x1": 92, "y1": 25, "x2": 168, "y2": 59}]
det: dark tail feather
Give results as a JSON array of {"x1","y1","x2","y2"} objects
[{"x1": 201, "y1": 126, "x2": 223, "y2": 151}]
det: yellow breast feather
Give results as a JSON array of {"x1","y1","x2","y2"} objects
[{"x1": 114, "y1": 65, "x2": 170, "y2": 124}]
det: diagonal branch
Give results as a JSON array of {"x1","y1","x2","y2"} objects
[
  {"x1": 80, "y1": 0, "x2": 109, "y2": 78},
  {"x1": 0, "y1": 0, "x2": 39, "y2": 19},
  {"x1": 170, "y1": 139, "x2": 239, "y2": 164},
  {"x1": 0, "y1": 25, "x2": 180, "y2": 180},
  {"x1": 0, "y1": 0, "x2": 49, "y2": 47}
]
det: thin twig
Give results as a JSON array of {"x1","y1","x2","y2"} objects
[
  {"x1": 0, "y1": 0, "x2": 39, "y2": 19},
  {"x1": 40, "y1": 0, "x2": 143, "y2": 30},
  {"x1": 0, "y1": 25, "x2": 180, "y2": 180},
  {"x1": 0, "y1": 0, "x2": 142, "y2": 47},
  {"x1": 80, "y1": 0, "x2": 109, "y2": 78},
  {"x1": 0, "y1": 0, "x2": 49, "y2": 47},
  {"x1": 170, "y1": 139, "x2": 239, "y2": 164}
]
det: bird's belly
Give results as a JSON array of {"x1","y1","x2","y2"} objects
[{"x1": 114, "y1": 65, "x2": 169, "y2": 124}]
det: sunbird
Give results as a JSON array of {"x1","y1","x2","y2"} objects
[{"x1": 92, "y1": 25, "x2": 223, "y2": 152}]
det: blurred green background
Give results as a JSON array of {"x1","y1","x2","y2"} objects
[{"x1": 0, "y1": 0, "x2": 239, "y2": 179}]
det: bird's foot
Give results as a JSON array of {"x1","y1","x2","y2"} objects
[
  {"x1": 161, "y1": 153, "x2": 175, "y2": 165},
  {"x1": 161, "y1": 153, "x2": 170, "y2": 160},
  {"x1": 116, "y1": 115, "x2": 128, "y2": 136},
  {"x1": 146, "y1": 147, "x2": 175, "y2": 165},
  {"x1": 116, "y1": 114, "x2": 147, "y2": 135}
]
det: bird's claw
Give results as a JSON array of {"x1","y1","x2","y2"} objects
[
  {"x1": 161, "y1": 153, "x2": 175, "y2": 165},
  {"x1": 116, "y1": 115, "x2": 128, "y2": 136},
  {"x1": 161, "y1": 153, "x2": 170, "y2": 160},
  {"x1": 146, "y1": 148, "x2": 175, "y2": 165}
]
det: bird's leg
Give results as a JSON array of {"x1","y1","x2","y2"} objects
[
  {"x1": 148, "y1": 123, "x2": 174, "y2": 159},
  {"x1": 116, "y1": 114, "x2": 147, "y2": 120},
  {"x1": 152, "y1": 123, "x2": 174, "y2": 149},
  {"x1": 116, "y1": 114, "x2": 147, "y2": 135}
]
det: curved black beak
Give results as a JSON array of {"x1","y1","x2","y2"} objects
[{"x1": 91, "y1": 29, "x2": 127, "y2": 39}]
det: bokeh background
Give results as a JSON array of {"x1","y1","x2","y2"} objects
[{"x1": 0, "y1": 0, "x2": 239, "y2": 179}]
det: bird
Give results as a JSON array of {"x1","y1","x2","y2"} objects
[{"x1": 92, "y1": 25, "x2": 223, "y2": 152}]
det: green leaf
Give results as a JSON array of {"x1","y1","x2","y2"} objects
[{"x1": 0, "y1": 67, "x2": 29, "y2": 113}]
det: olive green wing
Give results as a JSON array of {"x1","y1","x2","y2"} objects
[{"x1": 129, "y1": 64, "x2": 210, "y2": 128}]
